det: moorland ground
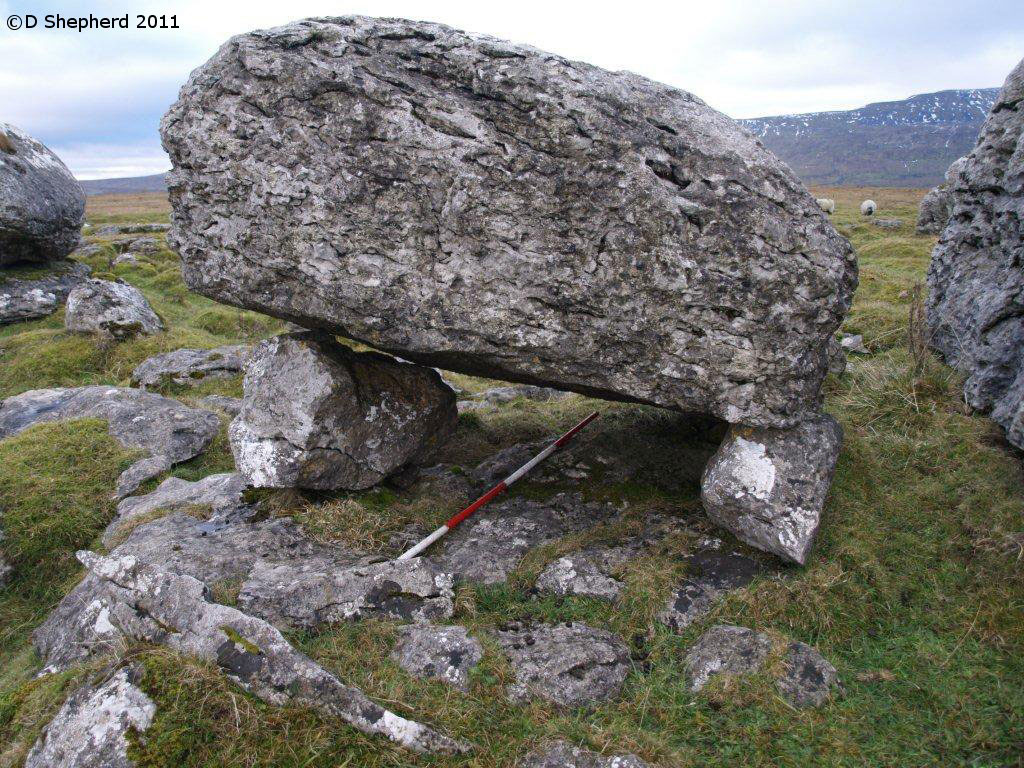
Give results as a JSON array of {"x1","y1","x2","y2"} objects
[{"x1": 0, "y1": 187, "x2": 1022, "y2": 767}]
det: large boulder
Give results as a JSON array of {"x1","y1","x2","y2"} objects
[
  {"x1": 65, "y1": 279, "x2": 164, "y2": 340},
  {"x1": 916, "y1": 157, "x2": 967, "y2": 235},
  {"x1": 927, "y1": 57, "x2": 1024, "y2": 450},
  {"x1": 131, "y1": 345, "x2": 249, "y2": 389},
  {"x1": 0, "y1": 123, "x2": 84, "y2": 265},
  {"x1": 161, "y1": 16, "x2": 856, "y2": 429},
  {"x1": 230, "y1": 331, "x2": 457, "y2": 489}
]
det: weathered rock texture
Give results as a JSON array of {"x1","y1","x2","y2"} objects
[
  {"x1": 161, "y1": 16, "x2": 856, "y2": 429},
  {"x1": 927, "y1": 57, "x2": 1024, "y2": 450},
  {"x1": 131, "y1": 345, "x2": 249, "y2": 389},
  {"x1": 65, "y1": 279, "x2": 164, "y2": 340},
  {"x1": 658, "y1": 549, "x2": 764, "y2": 631},
  {"x1": 0, "y1": 260, "x2": 91, "y2": 325},
  {"x1": 0, "y1": 122, "x2": 85, "y2": 265},
  {"x1": 25, "y1": 666, "x2": 155, "y2": 768},
  {"x1": 701, "y1": 415, "x2": 842, "y2": 565},
  {"x1": 916, "y1": 156, "x2": 967, "y2": 236},
  {"x1": 391, "y1": 624, "x2": 483, "y2": 690},
  {"x1": 230, "y1": 332, "x2": 457, "y2": 489},
  {"x1": 519, "y1": 741, "x2": 652, "y2": 768},
  {"x1": 0, "y1": 386, "x2": 219, "y2": 498}
]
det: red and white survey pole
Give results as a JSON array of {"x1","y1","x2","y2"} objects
[{"x1": 398, "y1": 410, "x2": 600, "y2": 561}]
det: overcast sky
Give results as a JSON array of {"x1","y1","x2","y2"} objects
[{"x1": 2, "y1": 0, "x2": 1022, "y2": 179}]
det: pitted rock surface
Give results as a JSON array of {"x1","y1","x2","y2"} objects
[
  {"x1": 131, "y1": 345, "x2": 249, "y2": 389},
  {"x1": 161, "y1": 16, "x2": 855, "y2": 429},
  {"x1": 916, "y1": 156, "x2": 966, "y2": 236},
  {"x1": 658, "y1": 549, "x2": 764, "y2": 631},
  {"x1": 0, "y1": 122, "x2": 85, "y2": 265},
  {"x1": 927, "y1": 57, "x2": 1024, "y2": 450},
  {"x1": 496, "y1": 622, "x2": 630, "y2": 707},
  {"x1": 776, "y1": 641, "x2": 842, "y2": 708},
  {"x1": 391, "y1": 624, "x2": 483, "y2": 691},
  {"x1": 59, "y1": 552, "x2": 466, "y2": 754},
  {"x1": 519, "y1": 741, "x2": 652, "y2": 768},
  {"x1": 0, "y1": 386, "x2": 220, "y2": 498},
  {"x1": 537, "y1": 555, "x2": 624, "y2": 602},
  {"x1": 230, "y1": 332, "x2": 457, "y2": 490},
  {"x1": 65, "y1": 279, "x2": 164, "y2": 340},
  {"x1": 25, "y1": 665, "x2": 155, "y2": 768},
  {"x1": 0, "y1": 260, "x2": 91, "y2": 325},
  {"x1": 434, "y1": 493, "x2": 621, "y2": 584},
  {"x1": 238, "y1": 557, "x2": 455, "y2": 628},
  {"x1": 701, "y1": 414, "x2": 842, "y2": 564},
  {"x1": 684, "y1": 624, "x2": 772, "y2": 692}
]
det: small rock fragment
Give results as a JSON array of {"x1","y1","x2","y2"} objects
[
  {"x1": 776, "y1": 641, "x2": 842, "y2": 708},
  {"x1": 684, "y1": 624, "x2": 772, "y2": 692},
  {"x1": 198, "y1": 394, "x2": 243, "y2": 416},
  {"x1": 839, "y1": 333, "x2": 869, "y2": 354},
  {"x1": 536, "y1": 555, "x2": 624, "y2": 602},
  {"x1": 658, "y1": 549, "x2": 762, "y2": 631},
  {"x1": 131, "y1": 345, "x2": 249, "y2": 389},
  {"x1": 391, "y1": 624, "x2": 483, "y2": 690}
]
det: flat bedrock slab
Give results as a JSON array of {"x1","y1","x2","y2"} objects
[
  {"x1": 65, "y1": 278, "x2": 164, "y2": 340},
  {"x1": 391, "y1": 624, "x2": 483, "y2": 691},
  {"x1": 230, "y1": 331, "x2": 457, "y2": 490},
  {"x1": 131, "y1": 345, "x2": 249, "y2": 388},
  {"x1": 161, "y1": 16, "x2": 856, "y2": 429},
  {"x1": 518, "y1": 741, "x2": 652, "y2": 768},
  {"x1": 657, "y1": 548, "x2": 765, "y2": 631},
  {"x1": 0, "y1": 386, "x2": 220, "y2": 498},
  {"x1": 0, "y1": 122, "x2": 85, "y2": 265},
  {"x1": 701, "y1": 414, "x2": 842, "y2": 565},
  {"x1": 0, "y1": 260, "x2": 91, "y2": 325},
  {"x1": 927, "y1": 57, "x2": 1024, "y2": 450}
]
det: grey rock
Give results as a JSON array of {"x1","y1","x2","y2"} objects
[
  {"x1": 658, "y1": 549, "x2": 763, "y2": 631},
  {"x1": 71, "y1": 244, "x2": 105, "y2": 259},
  {"x1": 230, "y1": 332, "x2": 457, "y2": 489},
  {"x1": 536, "y1": 555, "x2": 623, "y2": 601},
  {"x1": 237, "y1": 557, "x2": 454, "y2": 628},
  {"x1": 684, "y1": 624, "x2": 772, "y2": 692},
  {"x1": 199, "y1": 394, "x2": 243, "y2": 416},
  {"x1": 701, "y1": 414, "x2": 842, "y2": 565},
  {"x1": 826, "y1": 336, "x2": 847, "y2": 376},
  {"x1": 839, "y1": 333, "x2": 868, "y2": 354},
  {"x1": 518, "y1": 741, "x2": 651, "y2": 768},
  {"x1": 873, "y1": 218, "x2": 901, "y2": 229},
  {"x1": 496, "y1": 623, "x2": 630, "y2": 707},
  {"x1": 391, "y1": 624, "x2": 483, "y2": 690},
  {"x1": 161, "y1": 16, "x2": 856, "y2": 430},
  {"x1": 927, "y1": 57, "x2": 1024, "y2": 450},
  {"x1": 776, "y1": 641, "x2": 841, "y2": 708},
  {"x1": 94, "y1": 223, "x2": 170, "y2": 236},
  {"x1": 435, "y1": 493, "x2": 621, "y2": 584},
  {"x1": 0, "y1": 260, "x2": 91, "y2": 325},
  {"x1": 0, "y1": 122, "x2": 85, "y2": 265},
  {"x1": 131, "y1": 345, "x2": 249, "y2": 389},
  {"x1": 111, "y1": 253, "x2": 138, "y2": 267},
  {"x1": 476, "y1": 385, "x2": 570, "y2": 405},
  {"x1": 65, "y1": 279, "x2": 164, "y2": 340},
  {"x1": 124, "y1": 236, "x2": 160, "y2": 253},
  {"x1": 25, "y1": 665, "x2": 155, "y2": 768},
  {"x1": 0, "y1": 386, "x2": 220, "y2": 499},
  {"x1": 916, "y1": 186, "x2": 952, "y2": 235},
  {"x1": 66, "y1": 551, "x2": 466, "y2": 754}
]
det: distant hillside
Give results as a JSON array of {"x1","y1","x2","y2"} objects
[
  {"x1": 79, "y1": 173, "x2": 168, "y2": 195},
  {"x1": 740, "y1": 88, "x2": 998, "y2": 187}
]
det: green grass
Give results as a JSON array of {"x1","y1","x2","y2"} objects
[{"x1": 1, "y1": 191, "x2": 1023, "y2": 766}]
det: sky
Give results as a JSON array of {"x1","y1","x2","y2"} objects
[{"x1": 1, "y1": 0, "x2": 1022, "y2": 179}]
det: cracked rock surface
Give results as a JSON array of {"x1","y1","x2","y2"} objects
[
  {"x1": 65, "y1": 279, "x2": 164, "y2": 340},
  {"x1": 161, "y1": 16, "x2": 855, "y2": 430},
  {"x1": 519, "y1": 741, "x2": 652, "y2": 768},
  {"x1": 495, "y1": 622, "x2": 630, "y2": 707},
  {"x1": 0, "y1": 386, "x2": 220, "y2": 499},
  {"x1": 391, "y1": 624, "x2": 483, "y2": 691},
  {"x1": 230, "y1": 331, "x2": 457, "y2": 489},
  {"x1": 25, "y1": 665, "x2": 155, "y2": 768},
  {"x1": 657, "y1": 548, "x2": 764, "y2": 631},
  {"x1": 0, "y1": 122, "x2": 85, "y2": 265},
  {"x1": 131, "y1": 345, "x2": 249, "y2": 389},
  {"x1": 927, "y1": 57, "x2": 1024, "y2": 450},
  {"x1": 701, "y1": 414, "x2": 842, "y2": 564},
  {"x1": 0, "y1": 260, "x2": 91, "y2": 325}
]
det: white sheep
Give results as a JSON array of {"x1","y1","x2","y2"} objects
[
  {"x1": 816, "y1": 198, "x2": 835, "y2": 214},
  {"x1": 860, "y1": 199, "x2": 877, "y2": 216}
]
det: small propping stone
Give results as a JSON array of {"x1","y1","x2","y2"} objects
[
  {"x1": 701, "y1": 415, "x2": 842, "y2": 565},
  {"x1": 229, "y1": 331, "x2": 457, "y2": 490},
  {"x1": 391, "y1": 624, "x2": 483, "y2": 691},
  {"x1": 65, "y1": 279, "x2": 163, "y2": 340},
  {"x1": 496, "y1": 623, "x2": 630, "y2": 707},
  {"x1": 518, "y1": 741, "x2": 652, "y2": 768},
  {"x1": 25, "y1": 665, "x2": 155, "y2": 768},
  {"x1": 131, "y1": 345, "x2": 249, "y2": 389}
]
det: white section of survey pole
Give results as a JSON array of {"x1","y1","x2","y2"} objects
[{"x1": 397, "y1": 524, "x2": 449, "y2": 560}]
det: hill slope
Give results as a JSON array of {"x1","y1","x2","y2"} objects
[
  {"x1": 79, "y1": 172, "x2": 168, "y2": 195},
  {"x1": 740, "y1": 88, "x2": 997, "y2": 187}
]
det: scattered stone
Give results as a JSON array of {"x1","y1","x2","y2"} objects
[
  {"x1": 124, "y1": 236, "x2": 160, "y2": 253},
  {"x1": 65, "y1": 552, "x2": 466, "y2": 753},
  {"x1": 65, "y1": 278, "x2": 163, "y2": 340},
  {"x1": 435, "y1": 493, "x2": 621, "y2": 584},
  {"x1": 199, "y1": 394, "x2": 243, "y2": 416},
  {"x1": 927, "y1": 57, "x2": 1024, "y2": 450},
  {"x1": 658, "y1": 549, "x2": 763, "y2": 631},
  {"x1": 0, "y1": 260, "x2": 91, "y2": 325},
  {"x1": 873, "y1": 218, "x2": 901, "y2": 229},
  {"x1": 457, "y1": 400, "x2": 488, "y2": 414},
  {"x1": 25, "y1": 665, "x2": 155, "y2": 768},
  {"x1": 391, "y1": 624, "x2": 483, "y2": 691},
  {"x1": 701, "y1": 415, "x2": 842, "y2": 565},
  {"x1": 684, "y1": 624, "x2": 772, "y2": 692},
  {"x1": 161, "y1": 16, "x2": 856, "y2": 430},
  {"x1": 536, "y1": 555, "x2": 623, "y2": 602},
  {"x1": 94, "y1": 223, "x2": 170, "y2": 236},
  {"x1": 519, "y1": 741, "x2": 652, "y2": 768},
  {"x1": 111, "y1": 253, "x2": 138, "y2": 267},
  {"x1": 496, "y1": 623, "x2": 630, "y2": 707},
  {"x1": 71, "y1": 243, "x2": 105, "y2": 259},
  {"x1": 230, "y1": 332, "x2": 457, "y2": 490},
  {"x1": 0, "y1": 122, "x2": 85, "y2": 265},
  {"x1": 475, "y1": 385, "x2": 570, "y2": 404},
  {"x1": 776, "y1": 641, "x2": 842, "y2": 708},
  {"x1": 839, "y1": 333, "x2": 869, "y2": 354},
  {"x1": 131, "y1": 345, "x2": 249, "y2": 389},
  {"x1": 826, "y1": 336, "x2": 847, "y2": 376},
  {"x1": 237, "y1": 557, "x2": 455, "y2": 628},
  {"x1": 0, "y1": 386, "x2": 219, "y2": 498}
]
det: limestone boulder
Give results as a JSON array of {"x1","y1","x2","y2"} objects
[
  {"x1": 131, "y1": 345, "x2": 249, "y2": 389},
  {"x1": 65, "y1": 279, "x2": 163, "y2": 340},
  {"x1": 0, "y1": 260, "x2": 91, "y2": 325}
]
